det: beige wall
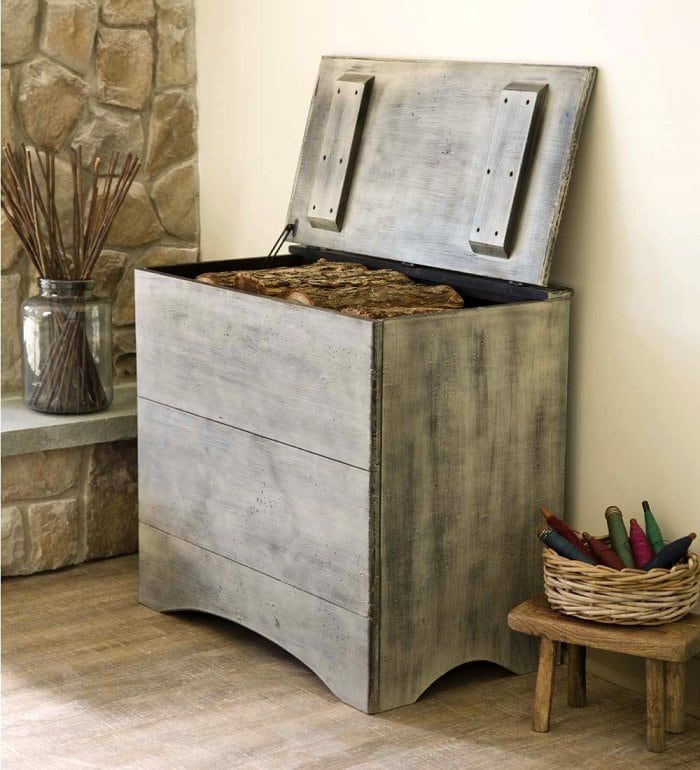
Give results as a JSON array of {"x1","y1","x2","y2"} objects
[{"x1": 195, "y1": 0, "x2": 700, "y2": 704}]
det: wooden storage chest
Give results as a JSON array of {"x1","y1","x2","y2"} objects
[{"x1": 136, "y1": 57, "x2": 595, "y2": 713}]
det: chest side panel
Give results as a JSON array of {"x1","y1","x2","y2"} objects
[
  {"x1": 138, "y1": 399, "x2": 372, "y2": 614},
  {"x1": 377, "y1": 299, "x2": 570, "y2": 710},
  {"x1": 135, "y1": 270, "x2": 375, "y2": 469}
]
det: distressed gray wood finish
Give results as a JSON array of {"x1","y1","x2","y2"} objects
[
  {"x1": 135, "y1": 269, "x2": 375, "y2": 469},
  {"x1": 139, "y1": 523, "x2": 374, "y2": 712},
  {"x1": 469, "y1": 82, "x2": 548, "y2": 258},
  {"x1": 376, "y1": 298, "x2": 570, "y2": 711},
  {"x1": 138, "y1": 398, "x2": 372, "y2": 614},
  {"x1": 136, "y1": 272, "x2": 571, "y2": 713},
  {"x1": 308, "y1": 73, "x2": 374, "y2": 231},
  {"x1": 288, "y1": 57, "x2": 595, "y2": 285}
]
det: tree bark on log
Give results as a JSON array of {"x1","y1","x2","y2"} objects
[
  {"x1": 197, "y1": 259, "x2": 411, "y2": 294},
  {"x1": 286, "y1": 284, "x2": 463, "y2": 310},
  {"x1": 340, "y1": 305, "x2": 461, "y2": 319},
  {"x1": 196, "y1": 258, "x2": 463, "y2": 318}
]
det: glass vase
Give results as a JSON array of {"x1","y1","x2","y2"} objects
[{"x1": 21, "y1": 279, "x2": 113, "y2": 414}]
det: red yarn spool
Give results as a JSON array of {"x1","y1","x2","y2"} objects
[
  {"x1": 629, "y1": 518, "x2": 655, "y2": 568},
  {"x1": 582, "y1": 532, "x2": 625, "y2": 570},
  {"x1": 540, "y1": 508, "x2": 589, "y2": 554}
]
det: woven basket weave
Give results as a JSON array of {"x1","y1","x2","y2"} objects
[{"x1": 543, "y1": 540, "x2": 700, "y2": 625}]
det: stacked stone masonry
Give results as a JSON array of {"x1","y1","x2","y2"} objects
[
  {"x1": 1, "y1": 440, "x2": 138, "y2": 575},
  {"x1": 1, "y1": 1, "x2": 198, "y2": 574},
  {"x1": 1, "y1": 0, "x2": 200, "y2": 393}
]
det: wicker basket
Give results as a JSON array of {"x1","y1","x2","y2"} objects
[{"x1": 543, "y1": 540, "x2": 700, "y2": 625}]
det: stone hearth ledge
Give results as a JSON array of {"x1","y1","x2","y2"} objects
[{"x1": 1, "y1": 383, "x2": 136, "y2": 457}]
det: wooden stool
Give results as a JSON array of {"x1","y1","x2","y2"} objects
[{"x1": 508, "y1": 596, "x2": 700, "y2": 752}]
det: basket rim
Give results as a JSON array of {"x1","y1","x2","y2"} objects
[{"x1": 542, "y1": 542, "x2": 699, "y2": 577}]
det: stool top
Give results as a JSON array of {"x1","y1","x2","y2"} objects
[{"x1": 508, "y1": 596, "x2": 700, "y2": 662}]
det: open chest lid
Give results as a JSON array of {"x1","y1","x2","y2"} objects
[{"x1": 287, "y1": 57, "x2": 595, "y2": 287}]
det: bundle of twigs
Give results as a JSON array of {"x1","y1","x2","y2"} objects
[{"x1": 1, "y1": 144, "x2": 140, "y2": 413}]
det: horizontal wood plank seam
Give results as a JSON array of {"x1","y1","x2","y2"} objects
[
  {"x1": 136, "y1": 395, "x2": 372, "y2": 473},
  {"x1": 139, "y1": 522, "x2": 373, "y2": 620}
]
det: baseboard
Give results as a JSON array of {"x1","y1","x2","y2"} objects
[{"x1": 587, "y1": 650, "x2": 700, "y2": 719}]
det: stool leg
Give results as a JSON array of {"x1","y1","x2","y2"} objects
[
  {"x1": 645, "y1": 658, "x2": 666, "y2": 752},
  {"x1": 665, "y1": 661, "x2": 685, "y2": 734},
  {"x1": 533, "y1": 638, "x2": 558, "y2": 732},
  {"x1": 567, "y1": 644, "x2": 586, "y2": 707}
]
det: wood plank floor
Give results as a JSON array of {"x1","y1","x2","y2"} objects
[{"x1": 2, "y1": 555, "x2": 698, "y2": 768}]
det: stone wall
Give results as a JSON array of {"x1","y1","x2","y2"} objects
[
  {"x1": 1, "y1": 1, "x2": 199, "y2": 575},
  {"x1": 1, "y1": 0, "x2": 200, "y2": 394},
  {"x1": 2, "y1": 439, "x2": 137, "y2": 575}
]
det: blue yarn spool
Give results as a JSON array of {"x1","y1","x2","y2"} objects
[
  {"x1": 643, "y1": 533, "x2": 696, "y2": 570},
  {"x1": 538, "y1": 526, "x2": 597, "y2": 565}
]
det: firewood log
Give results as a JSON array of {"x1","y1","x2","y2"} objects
[
  {"x1": 196, "y1": 258, "x2": 463, "y2": 318},
  {"x1": 197, "y1": 259, "x2": 410, "y2": 297},
  {"x1": 341, "y1": 305, "x2": 459, "y2": 318},
  {"x1": 285, "y1": 284, "x2": 463, "y2": 311}
]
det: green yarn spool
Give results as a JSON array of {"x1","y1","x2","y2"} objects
[
  {"x1": 642, "y1": 500, "x2": 665, "y2": 554},
  {"x1": 605, "y1": 506, "x2": 635, "y2": 568}
]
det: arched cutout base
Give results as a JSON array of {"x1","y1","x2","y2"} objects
[
  {"x1": 374, "y1": 637, "x2": 540, "y2": 713},
  {"x1": 140, "y1": 523, "x2": 540, "y2": 714},
  {"x1": 139, "y1": 524, "x2": 373, "y2": 712}
]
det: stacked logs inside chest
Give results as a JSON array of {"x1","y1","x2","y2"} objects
[{"x1": 196, "y1": 259, "x2": 463, "y2": 319}]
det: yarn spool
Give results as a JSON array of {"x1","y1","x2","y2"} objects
[
  {"x1": 629, "y1": 518, "x2": 655, "y2": 569},
  {"x1": 605, "y1": 506, "x2": 635, "y2": 568},
  {"x1": 642, "y1": 500, "x2": 665, "y2": 555},
  {"x1": 540, "y1": 508, "x2": 589, "y2": 553},
  {"x1": 643, "y1": 533, "x2": 696, "y2": 571},
  {"x1": 537, "y1": 525, "x2": 597, "y2": 565},
  {"x1": 582, "y1": 532, "x2": 625, "y2": 570}
]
